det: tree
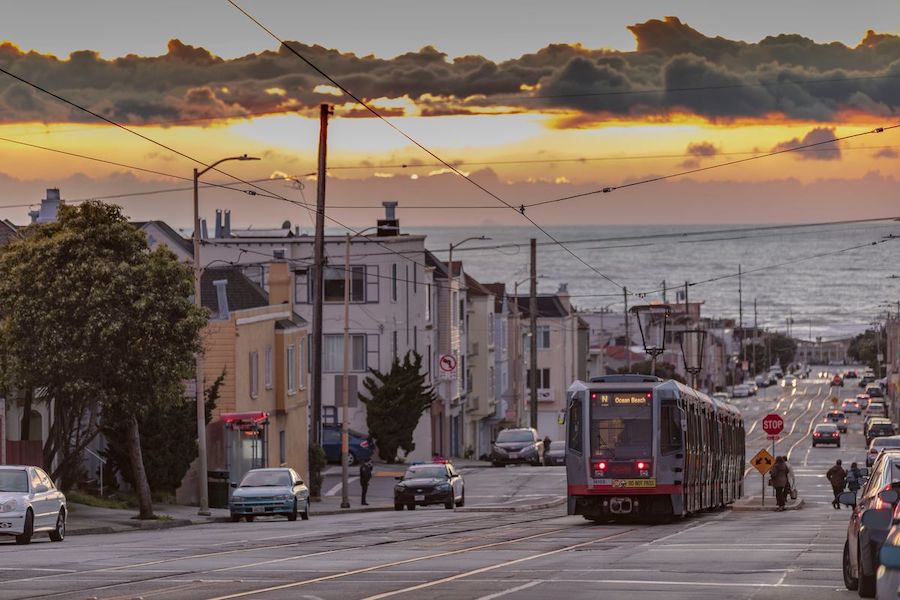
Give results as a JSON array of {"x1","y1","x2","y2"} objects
[
  {"x1": 0, "y1": 203, "x2": 207, "y2": 517},
  {"x1": 359, "y1": 351, "x2": 436, "y2": 463},
  {"x1": 849, "y1": 329, "x2": 885, "y2": 373},
  {"x1": 617, "y1": 360, "x2": 685, "y2": 383}
]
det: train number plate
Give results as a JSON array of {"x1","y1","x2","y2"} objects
[{"x1": 612, "y1": 479, "x2": 656, "y2": 488}]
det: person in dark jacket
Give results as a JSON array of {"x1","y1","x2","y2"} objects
[
  {"x1": 359, "y1": 458, "x2": 373, "y2": 506},
  {"x1": 769, "y1": 456, "x2": 790, "y2": 511},
  {"x1": 542, "y1": 436, "x2": 552, "y2": 466},
  {"x1": 846, "y1": 462, "x2": 863, "y2": 493},
  {"x1": 827, "y1": 459, "x2": 847, "y2": 509}
]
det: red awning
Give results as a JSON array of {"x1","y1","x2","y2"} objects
[{"x1": 221, "y1": 411, "x2": 269, "y2": 425}]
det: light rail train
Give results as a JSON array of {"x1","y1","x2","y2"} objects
[{"x1": 566, "y1": 374, "x2": 745, "y2": 521}]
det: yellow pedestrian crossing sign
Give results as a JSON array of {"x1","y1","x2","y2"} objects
[{"x1": 750, "y1": 448, "x2": 775, "y2": 475}]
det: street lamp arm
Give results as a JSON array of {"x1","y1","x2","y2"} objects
[{"x1": 196, "y1": 154, "x2": 260, "y2": 178}]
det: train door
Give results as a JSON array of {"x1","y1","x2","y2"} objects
[{"x1": 564, "y1": 387, "x2": 586, "y2": 515}]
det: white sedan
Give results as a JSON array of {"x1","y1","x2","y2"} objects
[{"x1": 0, "y1": 465, "x2": 67, "y2": 544}]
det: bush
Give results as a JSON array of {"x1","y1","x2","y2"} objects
[{"x1": 308, "y1": 443, "x2": 327, "y2": 498}]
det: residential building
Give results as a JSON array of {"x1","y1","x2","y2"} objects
[
  {"x1": 463, "y1": 275, "x2": 497, "y2": 459},
  {"x1": 795, "y1": 337, "x2": 851, "y2": 365},
  {"x1": 176, "y1": 262, "x2": 309, "y2": 503},
  {"x1": 198, "y1": 203, "x2": 437, "y2": 461}
]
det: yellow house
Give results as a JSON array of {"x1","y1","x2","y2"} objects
[{"x1": 177, "y1": 261, "x2": 309, "y2": 504}]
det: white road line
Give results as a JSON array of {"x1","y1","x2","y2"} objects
[
  {"x1": 474, "y1": 580, "x2": 543, "y2": 600},
  {"x1": 325, "y1": 477, "x2": 359, "y2": 497},
  {"x1": 538, "y1": 578, "x2": 837, "y2": 589}
]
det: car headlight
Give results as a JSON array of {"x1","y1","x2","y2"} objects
[
  {"x1": 436, "y1": 483, "x2": 451, "y2": 491},
  {"x1": 394, "y1": 485, "x2": 405, "y2": 492},
  {"x1": 0, "y1": 499, "x2": 17, "y2": 513},
  {"x1": 273, "y1": 494, "x2": 292, "y2": 501}
]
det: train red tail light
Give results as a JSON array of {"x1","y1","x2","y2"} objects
[{"x1": 596, "y1": 461, "x2": 607, "y2": 471}]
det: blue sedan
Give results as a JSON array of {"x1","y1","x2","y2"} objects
[{"x1": 229, "y1": 468, "x2": 310, "y2": 522}]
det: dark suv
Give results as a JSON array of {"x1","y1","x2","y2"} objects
[
  {"x1": 840, "y1": 451, "x2": 900, "y2": 597},
  {"x1": 490, "y1": 428, "x2": 544, "y2": 466}
]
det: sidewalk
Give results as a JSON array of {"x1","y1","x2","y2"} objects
[{"x1": 731, "y1": 495, "x2": 805, "y2": 512}]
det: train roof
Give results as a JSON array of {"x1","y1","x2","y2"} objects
[{"x1": 569, "y1": 378, "x2": 742, "y2": 420}]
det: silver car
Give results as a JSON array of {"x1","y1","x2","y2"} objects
[
  {"x1": 0, "y1": 465, "x2": 66, "y2": 544},
  {"x1": 229, "y1": 467, "x2": 310, "y2": 522}
]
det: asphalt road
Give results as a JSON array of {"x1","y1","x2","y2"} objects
[{"x1": 0, "y1": 370, "x2": 877, "y2": 599}]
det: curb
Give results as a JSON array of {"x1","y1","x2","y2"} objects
[
  {"x1": 454, "y1": 497, "x2": 566, "y2": 513},
  {"x1": 730, "y1": 498, "x2": 805, "y2": 512}
]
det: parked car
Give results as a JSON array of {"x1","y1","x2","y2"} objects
[
  {"x1": 712, "y1": 392, "x2": 730, "y2": 404},
  {"x1": 229, "y1": 467, "x2": 310, "y2": 522},
  {"x1": 867, "y1": 385, "x2": 886, "y2": 399},
  {"x1": 732, "y1": 384, "x2": 751, "y2": 398},
  {"x1": 868, "y1": 420, "x2": 898, "y2": 447},
  {"x1": 843, "y1": 399, "x2": 862, "y2": 415},
  {"x1": 868, "y1": 437, "x2": 900, "y2": 468},
  {"x1": 544, "y1": 441, "x2": 565, "y2": 466},
  {"x1": 0, "y1": 466, "x2": 67, "y2": 545},
  {"x1": 322, "y1": 424, "x2": 374, "y2": 466},
  {"x1": 840, "y1": 451, "x2": 900, "y2": 597},
  {"x1": 755, "y1": 375, "x2": 769, "y2": 388},
  {"x1": 393, "y1": 462, "x2": 464, "y2": 510},
  {"x1": 866, "y1": 417, "x2": 893, "y2": 439},
  {"x1": 858, "y1": 394, "x2": 872, "y2": 410},
  {"x1": 824, "y1": 410, "x2": 849, "y2": 433},
  {"x1": 768, "y1": 373, "x2": 778, "y2": 386},
  {"x1": 744, "y1": 381, "x2": 759, "y2": 396},
  {"x1": 867, "y1": 402, "x2": 889, "y2": 419},
  {"x1": 876, "y1": 505, "x2": 900, "y2": 599},
  {"x1": 491, "y1": 428, "x2": 544, "y2": 466},
  {"x1": 812, "y1": 423, "x2": 841, "y2": 447},
  {"x1": 861, "y1": 375, "x2": 877, "y2": 388}
]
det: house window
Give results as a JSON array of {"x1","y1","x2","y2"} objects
[
  {"x1": 249, "y1": 351, "x2": 259, "y2": 398},
  {"x1": 425, "y1": 283, "x2": 432, "y2": 321},
  {"x1": 323, "y1": 334, "x2": 367, "y2": 372},
  {"x1": 413, "y1": 326, "x2": 418, "y2": 352},
  {"x1": 526, "y1": 368, "x2": 551, "y2": 389},
  {"x1": 391, "y1": 331, "x2": 398, "y2": 360},
  {"x1": 265, "y1": 346, "x2": 273, "y2": 390},
  {"x1": 287, "y1": 345, "x2": 296, "y2": 393},
  {"x1": 279, "y1": 430, "x2": 286, "y2": 464},
  {"x1": 537, "y1": 326, "x2": 551, "y2": 349},
  {"x1": 489, "y1": 366, "x2": 495, "y2": 398},
  {"x1": 488, "y1": 313, "x2": 494, "y2": 345},
  {"x1": 299, "y1": 338, "x2": 307, "y2": 389},
  {"x1": 391, "y1": 264, "x2": 398, "y2": 301},
  {"x1": 466, "y1": 369, "x2": 473, "y2": 393},
  {"x1": 322, "y1": 266, "x2": 365, "y2": 302}
]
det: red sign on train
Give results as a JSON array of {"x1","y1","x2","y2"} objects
[{"x1": 762, "y1": 413, "x2": 784, "y2": 436}]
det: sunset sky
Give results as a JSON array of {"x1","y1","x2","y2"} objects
[{"x1": 1, "y1": 1, "x2": 900, "y2": 228}]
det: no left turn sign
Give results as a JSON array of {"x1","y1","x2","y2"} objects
[{"x1": 439, "y1": 354, "x2": 457, "y2": 372}]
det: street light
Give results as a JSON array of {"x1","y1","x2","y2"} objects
[
  {"x1": 630, "y1": 303, "x2": 671, "y2": 376},
  {"x1": 448, "y1": 236, "x2": 489, "y2": 457},
  {"x1": 339, "y1": 225, "x2": 395, "y2": 509},
  {"x1": 193, "y1": 154, "x2": 259, "y2": 516},
  {"x1": 510, "y1": 274, "x2": 532, "y2": 428},
  {"x1": 678, "y1": 329, "x2": 707, "y2": 389}
]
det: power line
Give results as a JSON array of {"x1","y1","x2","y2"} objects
[{"x1": 225, "y1": 0, "x2": 627, "y2": 292}]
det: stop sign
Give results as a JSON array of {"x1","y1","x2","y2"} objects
[{"x1": 762, "y1": 413, "x2": 784, "y2": 436}]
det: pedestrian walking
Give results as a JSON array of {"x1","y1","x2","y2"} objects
[
  {"x1": 542, "y1": 436, "x2": 552, "y2": 466},
  {"x1": 781, "y1": 456, "x2": 796, "y2": 502},
  {"x1": 826, "y1": 459, "x2": 848, "y2": 509},
  {"x1": 769, "y1": 456, "x2": 790, "y2": 511},
  {"x1": 359, "y1": 458, "x2": 373, "y2": 506},
  {"x1": 846, "y1": 461, "x2": 863, "y2": 493}
]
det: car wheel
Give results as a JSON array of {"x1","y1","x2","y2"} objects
[
  {"x1": 859, "y1": 546, "x2": 876, "y2": 597},
  {"x1": 230, "y1": 513, "x2": 241, "y2": 523},
  {"x1": 300, "y1": 499, "x2": 310, "y2": 521},
  {"x1": 15, "y1": 509, "x2": 33, "y2": 545},
  {"x1": 49, "y1": 509, "x2": 65, "y2": 542},
  {"x1": 347, "y1": 452, "x2": 357, "y2": 467},
  {"x1": 407, "y1": 503, "x2": 415, "y2": 511},
  {"x1": 444, "y1": 495, "x2": 456, "y2": 510},
  {"x1": 287, "y1": 499, "x2": 298, "y2": 522},
  {"x1": 838, "y1": 442, "x2": 842, "y2": 448},
  {"x1": 844, "y1": 542, "x2": 859, "y2": 590},
  {"x1": 246, "y1": 515, "x2": 255, "y2": 522}
]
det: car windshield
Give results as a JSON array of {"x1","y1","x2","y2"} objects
[
  {"x1": 0, "y1": 470, "x2": 28, "y2": 492},
  {"x1": 404, "y1": 466, "x2": 447, "y2": 480},
  {"x1": 240, "y1": 471, "x2": 291, "y2": 487},
  {"x1": 496, "y1": 430, "x2": 534, "y2": 443},
  {"x1": 873, "y1": 439, "x2": 900, "y2": 450}
]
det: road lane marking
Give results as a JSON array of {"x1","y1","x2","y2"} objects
[
  {"x1": 526, "y1": 578, "x2": 837, "y2": 589},
  {"x1": 358, "y1": 529, "x2": 637, "y2": 600},
  {"x1": 474, "y1": 580, "x2": 543, "y2": 599},
  {"x1": 325, "y1": 477, "x2": 359, "y2": 497},
  {"x1": 204, "y1": 526, "x2": 606, "y2": 600}
]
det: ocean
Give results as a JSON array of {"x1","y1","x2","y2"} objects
[{"x1": 401, "y1": 220, "x2": 900, "y2": 341}]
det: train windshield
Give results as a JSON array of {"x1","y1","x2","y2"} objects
[{"x1": 590, "y1": 392, "x2": 652, "y2": 459}]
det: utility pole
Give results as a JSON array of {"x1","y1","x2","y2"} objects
[
  {"x1": 684, "y1": 281, "x2": 689, "y2": 320},
  {"x1": 739, "y1": 264, "x2": 745, "y2": 372},
  {"x1": 624, "y1": 286, "x2": 631, "y2": 371},
  {"x1": 529, "y1": 239, "x2": 538, "y2": 430},
  {"x1": 662, "y1": 280, "x2": 667, "y2": 304},
  {"x1": 310, "y1": 103, "x2": 331, "y2": 448},
  {"x1": 753, "y1": 298, "x2": 758, "y2": 376}
]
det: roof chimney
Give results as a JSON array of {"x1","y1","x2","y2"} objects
[
  {"x1": 201, "y1": 218, "x2": 208, "y2": 239},
  {"x1": 214, "y1": 209, "x2": 223, "y2": 238},
  {"x1": 557, "y1": 282, "x2": 571, "y2": 313},
  {"x1": 268, "y1": 259, "x2": 291, "y2": 307},
  {"x1": 223, "y1": 210, "x2": 232, "y2": 238},
  {"x1": 213, "y1": 279, "x2": 230, "y2": 320},
  {"x1": 377, "y1": 201, "x2": 399, "y2": 236}
]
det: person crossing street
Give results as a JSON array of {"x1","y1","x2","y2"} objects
[{"x1": 827, "y1": 459, "x2": 847, "y2": 509}]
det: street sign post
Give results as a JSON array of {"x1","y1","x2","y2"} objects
[
  {"x1": 750, "y1": 448, "x2": 775, "y2": 506},
  {"x1": 761, "y1": 414, "x2": 784, "y2": 488}
]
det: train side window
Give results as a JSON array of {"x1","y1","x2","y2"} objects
[
  {"x1": 567, "y1": 394, "x2": 583, "y2": 455},
  {"x1": 660, "y1": 401, "x2": 682, "y2": 454}
]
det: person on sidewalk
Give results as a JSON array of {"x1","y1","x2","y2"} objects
[
  {"x1": 542, "y1": 436, "x2": 552, "y2": 466},
  {"x1": 769, "y1": 456, "x2": 790, "y2": 511},
  {"x1": 781, "y1": 456, "x2": 795, "y2": 503},
  {"x1": 827, "y1": 459, "x2": 848, "y2": 509},
  {"x1": 846, "y1": 462, "x2": 863, "y2": 494},
  {"x1": 359, "y1": 458, "x2": 373, "y2": 506}
]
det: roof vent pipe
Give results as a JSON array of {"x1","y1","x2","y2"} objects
[
  {"x1": 201, "y1": 219, "x2": 208, "y2": 239},
  {"x1": 383, "y1": 201, "x2": 398, "y2": 221},
  {"x1": 215, "y1": 209, "x2": 223, "y2": 238},
  {"x1": 224, "y1": 210, "x2": 231, "y2": 238},
  {"x1": 213, "y1": 279, "x2": 230, "y2": 320}
]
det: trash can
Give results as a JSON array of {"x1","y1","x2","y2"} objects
[{"x1": 208, "y1": 470, "x2": 230, "y2": 509}]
